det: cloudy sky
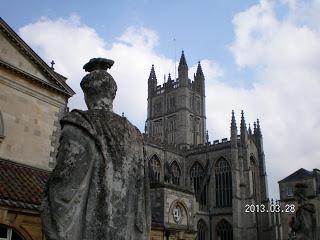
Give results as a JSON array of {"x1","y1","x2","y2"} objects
[{"x1": 2, "y1": 0, "x2": 320, "y2": 198}]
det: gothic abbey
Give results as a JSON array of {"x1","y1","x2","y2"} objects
[{"x1": 144, "y1": 51, "x2": 277, "y2": 240}]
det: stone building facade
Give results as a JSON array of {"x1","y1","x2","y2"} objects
[
  {"x1": 145, "y1": 51, "x2": 275, "y2": 240},
  {"x1": 0, "y1": 17, "x2": 74, "y2": 240},
  {"x1": 0, "y1": 16, "x2": 280, "y2": 240},
  {"x1": 278, "y1": 168, "x2": 320, "y2": 240}
]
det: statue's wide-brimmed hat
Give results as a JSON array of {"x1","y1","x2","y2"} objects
[{"x1": 83, "y1": 58, "x2": 114, "y2": 72}]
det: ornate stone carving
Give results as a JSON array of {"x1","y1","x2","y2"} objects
[{"x1": 289, "y1": 183, "x2": 317, "y2": 240}]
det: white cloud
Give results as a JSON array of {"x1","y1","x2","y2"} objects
[
  {"x1": 224, "y1": 0, "x2": 320, "y2": 198},
  {"x1": 19, "y1": 2, "x2": 320, "y2": 199},
  {"x1": 19, "y1": 16, "x2": 176, "y2": 129}
]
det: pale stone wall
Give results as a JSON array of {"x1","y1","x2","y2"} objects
[
  {"x1": 150, "y1": 227, "x2": 164, "y2": 240},
  {"x1": 0, "y1": 31, "x2": 50, "y2": 83},
  {"x1": 0, "y1": 207, "x2": 43, "y2": 240},
  {"x1": 0, "y1": 68, "x2": 66, "y2": 170}
]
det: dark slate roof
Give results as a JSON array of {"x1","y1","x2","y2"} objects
[
  {"x1": 278, "y1": 168, "x2": 313, "y2": 183},
  {"x1": 0, "y1": 158, "x2": 49, "y2": 211}
]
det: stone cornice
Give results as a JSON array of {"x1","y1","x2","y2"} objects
[
  {"x1": 0, "y1": 59, "x2": 71, "y2": 97},
  {"x1": 150, "y1": 182, "x2": 194, "y2": 195},
  {"x1": 0, "y1": 73, "x2": 66, "y2": 107},
  {"x1": 0, "y1": 17, "x2": 75, "y2": 97}
]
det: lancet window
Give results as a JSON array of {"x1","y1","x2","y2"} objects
[
  {"x1": 190, "y1": 162, "x2": 204, "y2": 193},
  {"x1": 216, "y1": 220, "x2": 233, "y2": 240},
  {"x1": 250, "y1": 157, "x2": 258, "y2": 199},
  {"x1": 215, "y1": 158, "x2": 232, "y2": 207},
  {"x1": 171, "y1": 161, "x2": 181, "y2": 185},
  {"x1": 190, "y1": 162, "x2": 207, "y2": 208},
  {"x1": 197, "y1": 220, "x2": 207, "y2": 240},
  {"x1": 149, "y1": 155, "x2": 161, "y2": 182}
]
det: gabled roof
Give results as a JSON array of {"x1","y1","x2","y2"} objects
[
  {"x1": 0, "y1": 17, "x2": 75, "y2": 97},
  {"x1": 278, "y1": 168, "x2": 313, "y2": 183},
  {"x1": 0, "y1": 158, "x2": 49, "y2": 211}
]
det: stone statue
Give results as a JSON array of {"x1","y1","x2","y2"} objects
[
  {"x1": 289, "y1": 183, "x2": 317, "y2": 240},
  {"x1": 41, "y1": 58, "x2": 151, "y2": 240}
]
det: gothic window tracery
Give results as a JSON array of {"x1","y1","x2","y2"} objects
[
  {"x1": 197, "y1": 220, "x2": 207, "y2": 240},
  {"x1": 154, "y1": 100, "x2": 162, "y2": 115},
  {"x1": 152, "y1": 119, "x2": 163, "y2": 141},
  {"x1": 250, "y1": 157, "x2": 258, "y2": 199},
  {"x1": 215, "y1": 158, "x2": 232, "y2": 207},
  {"x1": 167, "y1": 96, "x2": 176, "y2": 111},
  {"x1": 167, "y1": 116, "x2": 176, "y2": 144},
  {"x1": 190, "y1": 162, "x2": 207, "y2": 208},
  {"x1": 171, "y1": 161, "x2": 181, "y2": 185},
  {"x1": 190, "y1": 162, "x2": 204, "y2": 193},
  {"x1": 216, "y1": 220, "x2": 233, "y2": 240},
  {"x1": 149, "y1": 155, "x2": 161, "y2": 182}
]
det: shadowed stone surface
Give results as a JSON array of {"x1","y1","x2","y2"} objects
[
  {"x1": 41, "y1": 58, "x2": 151, "y2": 240},
  {"x1": 290, "y1": 183, "x2": 317, "y2": 240}
]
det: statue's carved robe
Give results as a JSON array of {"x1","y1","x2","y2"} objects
[
  {"x1": 42, "y1": 109, "x2": 150, "y2": 240},
  {"x1": 291, "y1": 203, "x2": 317, "y2": 240}
]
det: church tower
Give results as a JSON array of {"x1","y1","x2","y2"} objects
[{"x1": 145, "y1": 51, "x2": 206, "y2": 148}]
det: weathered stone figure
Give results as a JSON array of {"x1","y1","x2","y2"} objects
[
  {"x1": 290, "y1": 183, "x2": 317, "y2": 240},
  {"x1": 41, "y1": 58, "x2": 151, "y2": 240}
]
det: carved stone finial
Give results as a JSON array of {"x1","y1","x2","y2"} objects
[
  {"x1": 50, "y1": 60, "x2": 55, "y2": 70},
  {"x1": 83, "y1": 58, "x2": 114, "y2": 72}
]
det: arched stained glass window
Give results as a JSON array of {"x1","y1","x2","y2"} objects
[
  {"x1": 171, "y1": 161, "x2": 181, "y2": 185},
  {"x1": 216, "y1": 220, "x2": 233, "y2": 240},
  {"x1": 190, "y1": 162, "x2": 207, "y2": 208},
  {"x1": 190, "y1": 162, "x2": 204, "y2": 193},
  {"x1": 215, "y1": 158, "x2": 232, "y2": 207},
  {"x1": 197, "y1": 220, "x2": 207, "y2": 240},
  {"x1": 149, "y1": 155, "x2": 161, "y2": 182}
]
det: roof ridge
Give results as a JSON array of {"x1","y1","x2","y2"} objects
[
  {"x1": 0, "y1": 17, "x2": 75, "y2": 96},
  {"x1": 278, "y1": 168, "x2": 313, "y2": 183},
  {"x1": 0, "y1": 157, "x2": 50, "y2": 173}
]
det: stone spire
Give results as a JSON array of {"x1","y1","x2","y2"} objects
[
  {"x1": 148, "y1": 64, "x2": 157, "y2": 96},
  {"x1": 248, "y1": 123, "x2": 252, "y2": 135},
  {"x1": 195, "y1": 61, "x2": 204, "y2": 79},
  {"x1": 206, "y1": 130, "x2": 209, "y2": 144},
  {"x1": 195, "y1": 61, "x2": 205, "y2": 94},
  {"x1": 167, "y1": 73, "x2": 172, "y2": 81},
  {"x1": 230, "y1": 110, "x2": 237, "y2": 148},
  {"x1": 253, "y1": 121, "x2": 257, "y2": 135},
  {"x1": 256, "y1": 119, "x2": 262, "y2": 136},
  {"x1": 178, "y1": 50, "x2": 188, "y2": 79},
  {"x1": 148, "y1": 64, "x2": 157, "y2": 82},
  {"x1": 240, "y1": 110, "x2": 246, "y2": 129},
  {"x1": 231, "y1": 110, "x2": 237, "y2": 129},
  {"x1": 240, "y1": 110, "x2": 248, "y2": 146}
]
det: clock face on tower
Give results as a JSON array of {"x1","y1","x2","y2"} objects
[{"x1": 173, "y1": 205, "x2": 182, "y2": 223}]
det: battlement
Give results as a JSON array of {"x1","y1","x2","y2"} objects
[{"x1": 153, "y1": 78, "x2": 201, "y2": 96}]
